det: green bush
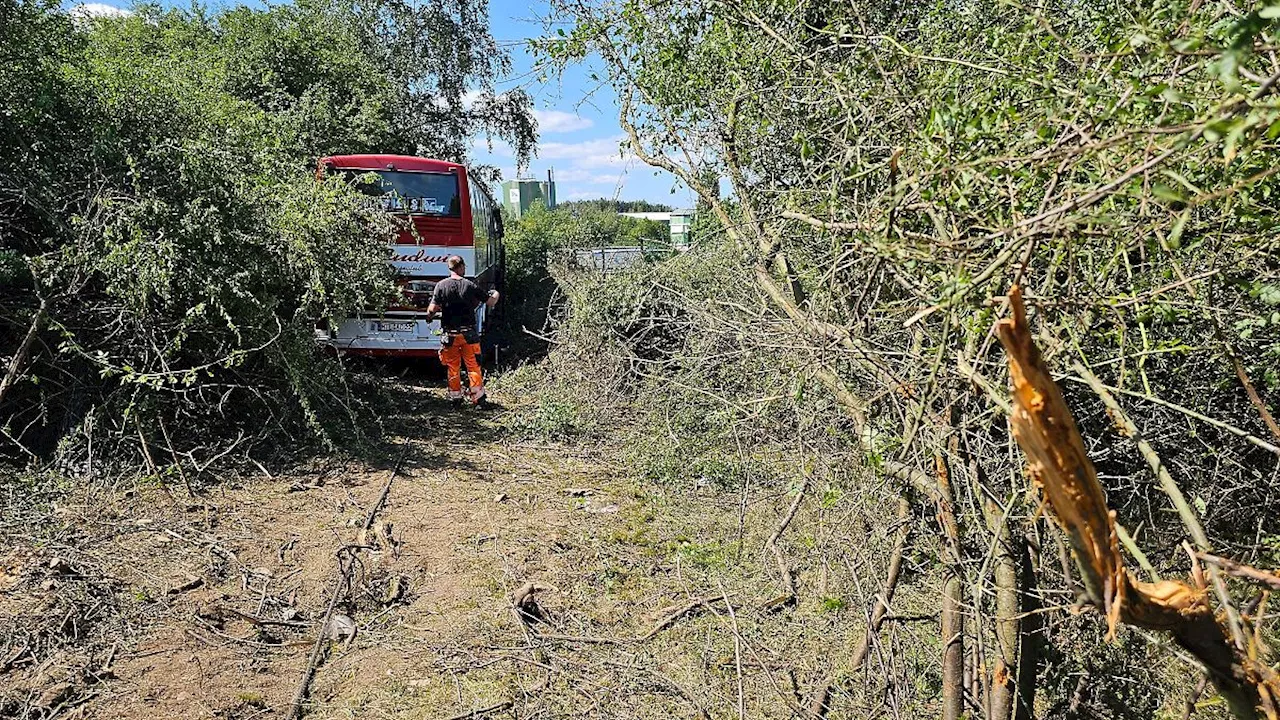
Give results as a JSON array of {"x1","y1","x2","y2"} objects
[
  {"x1": 0, "y1": 0, "x2": 534, "y2": 471},
  {"x1": 531, "y1": 0, "x2": 1280, "y2": 713}
]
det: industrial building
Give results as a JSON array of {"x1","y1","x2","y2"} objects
[
  {"x1": 668, "y1": 209, "x2": 695, "y2": 248},
  {"x1": 619, "y1": 209, "x2": 697, "y2": 249},
  {"x1": 501, "y1": 175, "x2": 556, "y2": 219}
]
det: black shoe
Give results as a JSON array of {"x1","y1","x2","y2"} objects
[
  {"x1": 450, "y1": 398, "x2": 464, "y2": 409},
  {"x1": 474, "y1": 395, "x2": 490, "y2": 409}
]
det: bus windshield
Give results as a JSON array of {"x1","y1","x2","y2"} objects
[{"x1": 342, "y1": 169, "x2": 462, "y2": 217}]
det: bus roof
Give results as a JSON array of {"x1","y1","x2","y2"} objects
[{"x1": 321, "y1": 155, "x2": 465, "y2": 173}]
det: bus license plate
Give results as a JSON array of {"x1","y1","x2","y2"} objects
[{"x1": 376, "y1": 321, "x2": 415, "y2": 333}]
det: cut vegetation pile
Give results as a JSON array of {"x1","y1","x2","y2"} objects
[
  {"x1": 0, "y1": 0, "x2": 534, "y2": 470},
  {"x1": 2, "y1": 380, "x2": 950, "y2": 720},
  {"x1": 517, "y1": 0, "x2": 1280, "y2": 716}
]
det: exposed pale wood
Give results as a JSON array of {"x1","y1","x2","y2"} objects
[{"x1": 996, "y1": 285, "x2": 1280, "y2": 720}]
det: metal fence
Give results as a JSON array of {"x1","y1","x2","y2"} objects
[{"x1": 568, "y1": 246, "x2": 648, "y2": 273}]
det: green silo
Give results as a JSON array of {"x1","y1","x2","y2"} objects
[{"x1": 501, "y1": 174, "x2": 557, "y2": 219}]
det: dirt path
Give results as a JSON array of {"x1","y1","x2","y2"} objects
[
  {"x1": 2, "y1": 375, "x2": 881, "y2": 719},
  {"x1": 1, "y1": 378, "x2": 646, "y2": 718}
]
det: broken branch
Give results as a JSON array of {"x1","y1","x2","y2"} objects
[{"x1": 996, "y1": 284, "x2": 1280, "y2": 720}]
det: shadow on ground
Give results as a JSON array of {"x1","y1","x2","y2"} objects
[{"x1": 336, "y1": 356, "x2": 512, "y2": 473}]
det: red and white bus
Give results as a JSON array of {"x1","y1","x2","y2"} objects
[{"x1": 317, "y1": 154, "x2": 503, "y2": 357}]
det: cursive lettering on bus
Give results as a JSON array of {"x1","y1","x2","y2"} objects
[{"x1": 389, "y1": 249, "x2": 451, "y2": 263}]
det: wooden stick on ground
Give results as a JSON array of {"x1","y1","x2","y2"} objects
[
  {"x1": 439, "y1": 701, "x2": 513, "y2": 720},
  {"x1": 285, "y1": 443, "x2": 408, "y2": 720},
  {"x1": 157, "y1": 414, "x2": 196, "y2": 497},
  {"x1": 135, "y1": 419, "x2": 175, "y2": 504},
  {"x1": 762, "y1": 480, "x2": 808, "y2": 608},
  {"x1": 810, "y1": 497, "x2": 912, "y2": 718},
  {"x1": 640, "y1": 594, "x2": 725, "y2": 641}
]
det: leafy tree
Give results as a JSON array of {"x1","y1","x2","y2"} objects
[
  {"x1": 498, "y1": 200, "x2": 671, "y2": 355},
  {"x1": 538, "y1": 0, "x2": 1280, "y2": 716},
  {"x1": 0, "y1": 0, "x2": 534, "y2": 468},
  {"x1": 558, "y1": 198, "x2": 675, "y2": 213}
]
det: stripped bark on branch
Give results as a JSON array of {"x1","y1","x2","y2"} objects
[{"x1": 996, "y1": 285, "x2": 1280, "y2": 720}]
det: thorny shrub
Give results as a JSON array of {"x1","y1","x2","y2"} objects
[
  {"x1": 527, "y1": 0, "x2": 1280, "y2": 716},
  {"x1": 0, "y1": 0, "x2": 534, "y2": 477}
]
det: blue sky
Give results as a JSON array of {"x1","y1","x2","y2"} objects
[
  {"x1": 71, "y1": 0, "x2": 693, "y2": 206},
  {"x1": 481, "y1": 3, "x2": 691, "y2": 205}
]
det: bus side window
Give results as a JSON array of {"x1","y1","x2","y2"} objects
[
  {"x1": 469, "y1": 177, "x2": 487, "y2": 271},
  {"x1": 487, "y1": 183, "x2": 497, "y2": 263}
]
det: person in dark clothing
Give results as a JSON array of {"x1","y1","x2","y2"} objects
[{"x1": 427, "y1": 255, "x2": 499, "y2": 406}]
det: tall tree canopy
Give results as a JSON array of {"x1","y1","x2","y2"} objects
[{"x1": 0, "y1": 0, "x2": 535, "y2": 465}]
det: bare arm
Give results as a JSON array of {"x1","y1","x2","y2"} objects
[{"x1": 485, "y1": 290, "x2": 500, "y2": 309}]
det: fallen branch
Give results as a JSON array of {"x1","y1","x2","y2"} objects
[
  {"x1": 219, "y1": 605, "x2": 310, "y2": 629},
  {"x1": 996, "y1": 284, "x2": 1280, "y2": 720},
  {"x1": 439, "y1": 701, "x2": 513, "y2": 720},
  {"x1": 1079, "y1": 362, "x2": 1251, "y2": 649},
  {"x1": 603, "y1": 660, "x2": 710, "y2": 720},
  {"x1": 187, "y1": 617, "x2": 306, "y2": 649},
  {"x1": 285, "y1": 443, "x2": 407, "y2": 720},
  {"x1": 0, "y1": 643, "x2": 31, "y2": 676},
  {"x1": 534, "y1": 632, "x2": 626, "y2": 645},
  {"x1": 157, "y1": 414, "x2": 196, "y2": 497},
  {"x1": 762, "y1": 481, "x2": 807, "y2": 609},
  {"x1": 810, "y1": 497, "x2": 912, "y2": 718},
  {"x1": 0, "y1": 297, "x2": 46, "y2": 407},
  {"x1": 509, "y1": 581, "x2": 556, "y2": 634},
  {"x1": 509, "y1": 581, "x2": 539, "y2": 609},
  {"x1": 640, "y1": 594, "x2": 725, "y2": 641},
  {"x1": 1184, "y1": 675, "x2": 1211, "y2": 720},
  {"x1": 1062, "y1": 376, "x2": 1280, "y2": 457},
  {"x1": 1225, "y1": 348, "x2": 1280, "y2": 443},
  {"x1": 1197, "y1": 554, "x2": 1280, "y2": 592}
]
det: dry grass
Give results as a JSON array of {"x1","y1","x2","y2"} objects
[
  {"x1": 0, "y1": 363, "x2": 1217, "y2": 719},
  {"x1": 0, "y1": 364, "x2": 929, "y2": 719}
]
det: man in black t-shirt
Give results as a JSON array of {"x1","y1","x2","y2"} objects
[{"x1": 427, "y1": 256, "x2": 499, "y2": 406}]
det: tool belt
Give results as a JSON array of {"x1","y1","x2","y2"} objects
[{"x1": 439, "y1": 328, "x2": 480, "y2": 347}]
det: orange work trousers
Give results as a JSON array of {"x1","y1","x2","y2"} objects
[{"x1": 439, "y1": 334, "x2": 484, "y2": 402}]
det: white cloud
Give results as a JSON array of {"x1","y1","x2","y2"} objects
[
  {"x1": 533, "y1": 109, "x2": 593, "y2": 134},
  {"x1": 538, "y1": 135, "x2": 633, "y2": 169},
  {"x1": 546, "y1": 167, "x2": 626, "y2": 185},
  {"x1": 474, "y1": 135, "x2": 632, "y2": 169},
  {"x1": 69, "y1": 3, "x2": 132, "y2": 19},
  {"x1": 473, "y1": 134, "x2": 644, "y2": 199}
]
